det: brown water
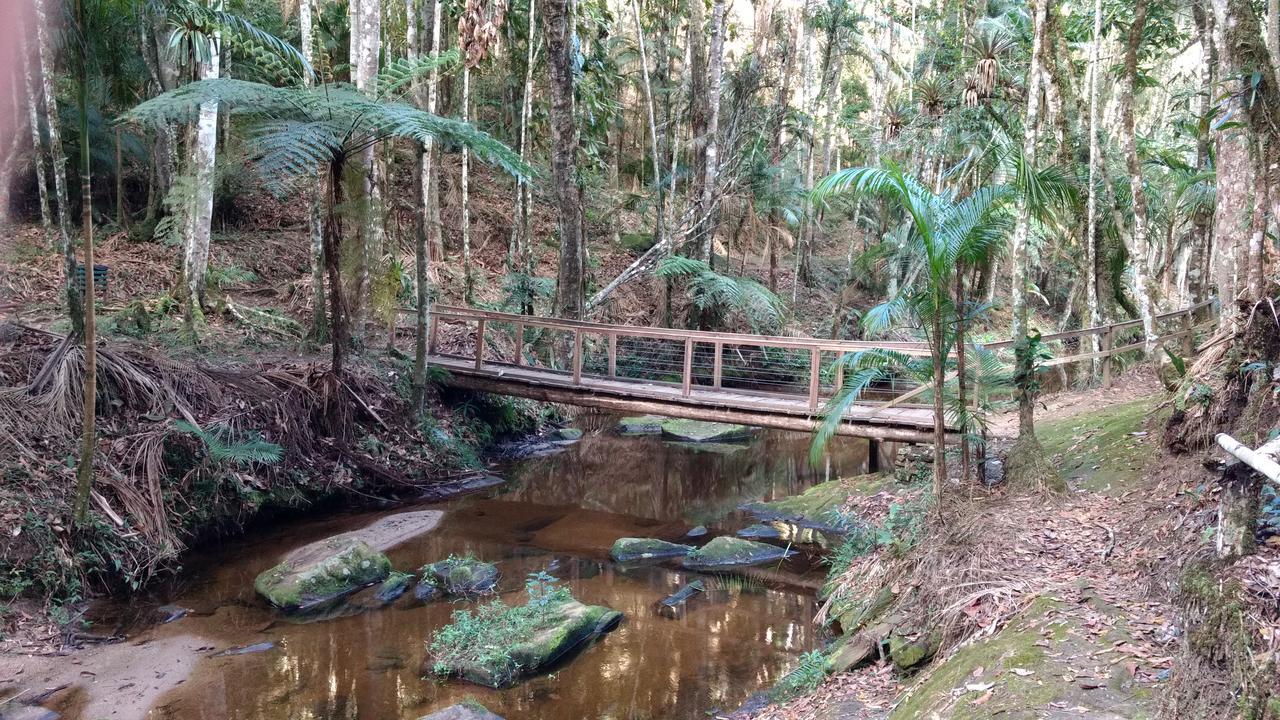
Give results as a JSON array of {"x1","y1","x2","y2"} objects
[{"x1": 124, "y1": 417, "x2": 888, "y2": 720}]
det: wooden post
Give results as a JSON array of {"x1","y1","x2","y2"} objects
[
  {"x1": 1181, "y1": 311, "x2": 1193, "y2": 355},
  {"x1": 713, "y1": 341, "x2": 723, "y2": 388},
  {"x1": 474, "y1": 318, "x2": 486, "y2": 370},
  {"x1": 428, "y1": 314, "x2": 439, "y2": 355},
  {"x1": 514, "y1": 322, "x2": 525, "y2": 366},
  {"x1": 572, "y1": 329, "x2": 583, "y2": 384},
  {"x1": 682, "y1": 338, "x2": 693, "y2": 396},
  {"x1": 608, "y1": 332, "x2": 617, "y2": 377},
  {"x1": 1101, "y1": 326, "x2": 1114, "y2": 388},
  {"x1": 808, "y1": 346, "x2": 820, "y2": 411},
  {"x1": 834, "y1": 356, "x2": 844, "y2": 397}
]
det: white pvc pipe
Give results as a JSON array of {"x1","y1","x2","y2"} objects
[{"x1": 1217, "y1": 433, "x2": 1280, "y2": 484}]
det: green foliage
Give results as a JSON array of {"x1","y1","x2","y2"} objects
[
  {"x1": 1013, "y1": 329, "x2": 1053, "y2": 400},
  {"x1": 427, "y1": 572, "x2": 573, "y2": 676},
  {"x1": 655, "y1": 255, "x2": 787, "y2": 333},
  {"x1": 771, "y1": 650, "x2": 827, "y2": 701},
  {"x1": 173, "y1": 420, "x2": 283, "y2": 466}
]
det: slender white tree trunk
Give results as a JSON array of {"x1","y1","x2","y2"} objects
[
  {"x1": 423, "y1": 0, "x2": 443, "y2": 266},
  {"x1": 351, "y1": 0, "x2": 383, "y2": 328},
  {"x1": 33, "y1": 0, "x2": 74, "y2": 294},
  {"x1": 19, "y1": 32, "x2": 54, "y2": 240},
  {"x1": 461, "y1": 65, "x2": 474, "y2": 303},
  {"x1": 630, "y1": 0, "x2": 666, "y2": 259},
  {"x1": 699, "y1": 0, "x2": 727, "y2": 266},
  {"x1": 1119, "y1": 0, "x2": 1157, "y2": 353},
  {"x1": 1012, "y1": 0, "x2": 1048, "y2": 439},
  {"x1": 301, "y1": 0, "x2": 327, "y2": 341},
  {"x1": 184, "y1": 0, "x2": 221, "y2": 328},
  {"x1": 413, "y1": 0, "x2": 442, "y2": 409},
  {"x1": 510, "y1": 0, "x2": 537, "y2": 271},
  {"x1": 1084, "y1": 0, "x2": 1104, "y2": 367}
]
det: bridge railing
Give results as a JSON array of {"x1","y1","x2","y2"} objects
[{"x1": 427, "y1": 305, "x2": 938, "y2": 411}]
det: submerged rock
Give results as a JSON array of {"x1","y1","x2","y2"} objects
[
  {"x1": 685, "y1": 525, "x2": 708, "y2": 538},
  {"x1": 419, "y1": 474, "x2": 505, "y2": 502},
  {"x1": 739, "y1": 477, "x2": 881, "y2": 534},
  {"x1": 437, "y1": 598, "x2": 623, "y2": 688},
  {"x1": 610, "y1": 538, "x2": 695, "y2": 563},
  {"x1": 211, "y1": 641, "x2": 275, "y2": 657},
  {"x1": 659, "y1": 419, "x2": 753, "y2": 443},
  {"x1": 374, "y1": 571, "x2": 414, "y2": 604},
  {"x1": 657, "y1": 580, "x2": 705, "y2": 619},
  {"x1": 682, "y1": 536, "x2": 796, "y2": 569},
  {"x1": 548, "y1": 427, "x2": 583, "y2": 441},
  {"x1": 420, "y1": 557, "x2": 499, "y2": 597},
  {"x1": 736, "y1": 523, "x2": 783, "y2": 540},
  {"x1": 617, "y1": 415, "x2": 665, "y2": 435},
  {"x1": 417, "y1": 703, "x2": 505, "y2": 720},
  {"x1": 254, "y1": 537, "x2": 392, "y2": 611}
]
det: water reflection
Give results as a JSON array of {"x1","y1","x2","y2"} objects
[{"x1": 145, "y1": 420, "x2": 879, "y2": 720}]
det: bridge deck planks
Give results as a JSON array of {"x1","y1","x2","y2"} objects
[{"x1": 428, "y1": 354, "x2": 949, "y2": 433}]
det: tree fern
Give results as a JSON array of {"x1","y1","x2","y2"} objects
[
  {"x1": 655, "y1": 256, "x2": 787, "y2": 333},
  {"x1": 174, "y1": 420, "x2": 283, "y2": 466}
]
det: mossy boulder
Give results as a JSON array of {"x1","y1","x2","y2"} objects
[
  {"x1": 549, "y1": 427, "x2": 583, "y2": 441},
  {"x1": 374, "y1": 571, "x2": 413, "y2": 604},
  {"x1": 420, "y1": 557, "x2": 500, "y2": 597},
  {"x1": 440, "y1": 599, "x2": 624, "y2": 688},
  {"x1": 659, "y1": 419, "x2": 753, "y2": 443},
  {"x1": 418, "y1": 702, "x2": 504, "y2": 720},
  {"x1": 618, "y1": 415, "x2": 665, "y2": 435},
  {"x1": 254, "y1": 538, "x2": 392, "y2": 611},
  {"x1": 739, "y1": 476, "x2": 883, "y2": 533},
  {"x1": 610, "y1": 537, "x2": 695, "y2": 563},
  {"x1": 620, "y1": 232, "x2": 656, "y2": 253},
  {"x1": 888, "y1": 628, "x2": 940, "y2": 670},
  {"x1": 682, "y1": 536, "x2": 796, "y2": 569}
]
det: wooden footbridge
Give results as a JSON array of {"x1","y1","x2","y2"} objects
[{"x1": 424, "y1": 300, "x2": 1217, "y2": 444}]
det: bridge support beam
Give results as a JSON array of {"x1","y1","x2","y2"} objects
[{"x1": 441, "y1": 373, "x2": 947, "y2": 444}]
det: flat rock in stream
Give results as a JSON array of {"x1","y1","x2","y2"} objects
[
  {"x1": 617, "y1": 415, "x2": 665, "y2": 435},
  {"x1": 293, "y1": 510, "x2": 445, "y2": 557},
  {"x1": 254, "y1": 537, "x2": 392, "y2": 611},
  {"x1": 419, "y1": 558, "x2": 499, "y2": 597},
  {"x1": 610, "y1": 538, "x2": 695, "y2": 563},
  {"x1": 656, "y1": 580, "x2": 705, "y2": 619},
  {"x1": 682, "y1": 536, "x2": 796, "y2": 570},
  {"x1": 417, "y1": 704, "x2": 505, "y2": 720},
  {"x1": 738, "y1": 477, "x2": 881, "y2": 534},
  {"x1": 436, "y1": 598, "x2": 623, "y2": 688},
  {"x1": 659, "y1": 419, "x2": 753, "y2": 443},
  {"x1": 736, "y1": 523, "x2": 783, "y2": 540}
]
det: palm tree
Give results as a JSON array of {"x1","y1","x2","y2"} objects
[
  {"x1": 121, "y1": 71, "x2": 528, "y2": 376},
  {"x1": 810, "y1": 162, "x2": 1011, "y2": 501}
]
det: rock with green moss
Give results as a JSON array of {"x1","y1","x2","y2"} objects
[
  {"x1": 617, "y1": 415, "x2": 666, "y2": 435},
  {"x1": 610, "y1": 537, "x2": 695, "y2": 563},
  {"x1": 659, "y1": 419, "x2": 753, "y2": 443},
  {"x1": 739, "y1": 476, "x2": 884, "y2": 534},
  {"x1": 682, "y1": 536, "x2": 796, "y2": 569},
  {"x1": 549, "y1": 427, "x2": 583, "y2": 441},
  {"x1": 439, "y1": 598, "x2": 624, "y2": 688},
  {"x1": 888, "y1": 628, "x2": 940, "y2": 670},
  {"x1": 374, "y1": 571, "x2": 414, "y2": 604},
  {"x1": 254, "y1": 538, "x2": 392, "y2": 611},
  {"x1": 417, "y1": 701, "x2": 505, "y2": 720},
  {"x1": 420, "y1": 557, "x2": 500, "y2": 597}
]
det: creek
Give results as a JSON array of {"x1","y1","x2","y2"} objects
[{"x1": 92, "y1": 415, "x2": 893, "y2": 719}]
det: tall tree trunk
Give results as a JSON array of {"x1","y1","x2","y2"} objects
[
  {"x1": 351, "y1": 0, "x2": 384, "y2": 332},
  {"x1": 33, "y1": 0, "x2": 79, "y2": 334},
  {"x1": 1011, "y1": 0, "x2": 1048, "y2": 439},
  {"x1": 1084, "y1": 0, "x2": 1104, "y2": 372},
  {"x1": 685, "y1": 0, "x2": 708, "y2": 225},
  {"x1": 72, "y1": 0, "x2": 98, "y2": 526},
  {"x1": 461, "y1": 65, "x2": 474, "y2": 303},
  {"x1": 19, "y1": 30, "x2": 54, "y2": 243},
  {"x1": 509, "y1": 0, "x2": 537, "y2": 274},
  {"x1": 697, "y1": 0, "x2": 727, "y2": 266},
  {"x1": 301, "y1": 0, "x2": 328, "y2": 343},
  {"x1": 183, "y1": 0, "x2": 221, "y2": 337},
  {"x1": 1118, "y1": 0, "x2": 1156, "y2": 353},
  {"x1": 325, "y1": 160, "x2": 351, "y2": 375},
  {"x1": 630, "y1": 0, "x2": 666, "y2": 261},
  {"x1": 545, "y1": 0, "x2": 584, "y2": 319}
]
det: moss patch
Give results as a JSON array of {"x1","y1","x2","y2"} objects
[
  {"x1": 659, "y1": 419, "x2": 753, "y2": 443},
  {"x1": 1037, "y1": 398, "x2": 1163, "y2": 494},
  {"x1": 610, "y1": 537, "x2": 694, "y2": 563},
  {"x1": 740, "y1": 475, "x2": 886, "y2": 532},
  {"x1": 682, "y1": 536, "x2": 796, "y2": 569},
  {"x1": 888, "y1": 598, "x2": 1157, "y2": 719},
  {"x1": 253, "y1": 538, "x2": 392, "y2": 611}
]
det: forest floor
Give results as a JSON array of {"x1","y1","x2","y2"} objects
[{"x1": 753, "y1": 371, "x2": 1248, "y2": 720}]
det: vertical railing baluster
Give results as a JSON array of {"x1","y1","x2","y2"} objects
[
  {"x1": 808, "y1": 346, "x2": 820, "y2": 411},
  {"x1": 682, "y1": 337, "x2": 693, "y2": 396},
  {"x1": 608, "y1": 331, "x2": 617, "y2": 378},
  {"x1": 573, "y1": 329, "x2": 583, "y2": 384},
  {"x1": 514, "y1": 321, "x2": 524, "y2": 366},
  {"x1": 474, "y1": 318, "x2": 486, "y2": 370},
  {"x1": 713, "y1": 341, "x2": 723, "y2": 389},
  {"x1": 1102, "y1": 325, "x2": 1114, "y2": 388}
]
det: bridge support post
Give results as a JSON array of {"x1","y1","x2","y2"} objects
[
  {"x1": 1101, "y1": 326, "x2": 1114, "y2": 388},
  {"x1": 808, "y1": 347, "x2": 820, "y2": 411},
  {"x1": 608, "y1": 332, "x2": 617, "y2": 377},
  {"x1": 474, "y1": 319, "x2": 486, "y2": 370},
  {"x1": 682, "y1": 338, "x2": 693, "y2": 397},
  {"x1": 713, "y1": 341, "x2": 723, "y2": 389},
  {"x1": 514, "y1": 322, "x2": 524, "y2": 366}
]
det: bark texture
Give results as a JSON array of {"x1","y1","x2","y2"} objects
[{"x1": 545, "y1": 0, "x2": 585, "y2": 319}]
